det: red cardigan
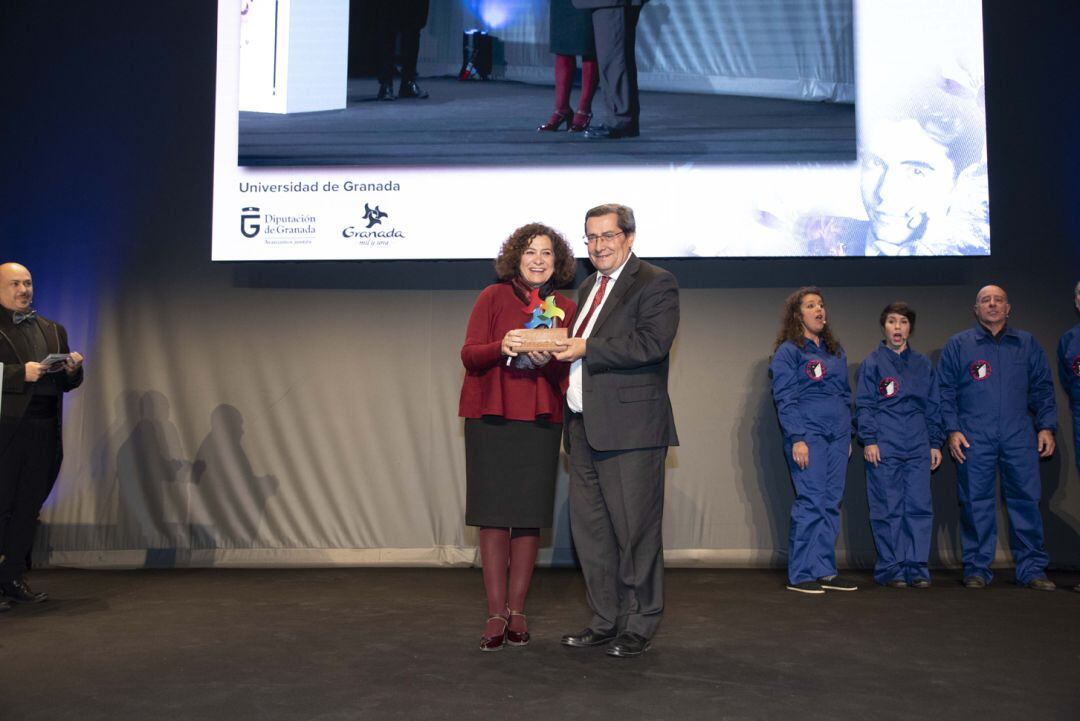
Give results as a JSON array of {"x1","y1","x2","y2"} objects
[{"x1": 458, "y1": 282, "x2": 578, "y2": 421}]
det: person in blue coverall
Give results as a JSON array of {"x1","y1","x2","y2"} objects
[
  {"x1": 938, "y1": 285, "x2": 1057, "y2": 591},
  {"x1": 856, "y1": 302, "x2": 943, "y2": 588},
  {"x1": 770, "y1": 287, "x2": 858, "y2": 594},
  {"x1": 1056, "y1": 279, "x2": 1080, "y2": 593}
]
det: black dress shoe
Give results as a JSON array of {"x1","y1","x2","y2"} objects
[
  {"x1": 561, "y1": 627, "x2": 618, "y2": 647},
  {"x1": 583, "y1": 124, "x2": 639, "y2": 140},
  {"x1": 1, "y1": 579, "x2": 47, "y2": 604},
  {"x1": 398, "y1": 80, "x2": 429, "y2": 99},
  {"x1": 0, "y1": 597, "x2": 12, "y2": 612},
  {"x1": 376, "y1": 81, "x2": 396, "y2": 101},
  {"x1": 605, "y1": 632, "x2": 651, "y2": 657}
]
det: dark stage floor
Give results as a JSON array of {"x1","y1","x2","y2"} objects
[
  {"x1": 3, "y1": 568, "x2": 1078, "y2": 720},
  {"x1": 237, "y1": 78, "x2": 856, "y2": 168}
]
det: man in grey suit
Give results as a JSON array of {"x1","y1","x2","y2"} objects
[
  {"x1": 572, "y1": 0, "x2": 649, "y2": 139},
  {"x1": 553, "y1": 203, "x2": 679, "y2": 657}
]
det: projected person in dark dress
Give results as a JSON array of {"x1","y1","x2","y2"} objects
[
  {"x1": 538, "y1": 0, "x2": 600, "y2": 133},
  {"x1": 459, "y1": 224, "x2": 577, "y2": 651},
  {"x1": 374, "y1": 0, "x2": 430, "y2": 101}
]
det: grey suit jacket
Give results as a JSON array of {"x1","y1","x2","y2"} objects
[{"x1": 567, "y1": 254, "x2": 679, "y2": 452}]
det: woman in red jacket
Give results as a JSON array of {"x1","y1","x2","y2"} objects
[{"x1": 459, "y1": 223, "x2": 578, "y2": 651}]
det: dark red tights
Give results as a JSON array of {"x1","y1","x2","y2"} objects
[
  {"x1": 479, "y1": 526, "x2": 540, "y2": 637},
  {"x1": 553, "y1": 54, "x2": 599, "y2": 115}
]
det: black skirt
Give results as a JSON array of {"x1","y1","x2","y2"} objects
[
  {"x1": 464, "y1": 416, "x2": 562, "y2": 528},
  {"x1": 550, "y1": 0, "x2": 596, "y2": 58}
]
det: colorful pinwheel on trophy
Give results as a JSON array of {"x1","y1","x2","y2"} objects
[
  {"x1": 522, "y1": 288, "x2": 566, "y2": 329},
  {"x1": 511, "y1": 289, "x2": 569, "y2": 368}
]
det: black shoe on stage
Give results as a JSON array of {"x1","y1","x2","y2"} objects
[
  {"x1": 398, "y1": 80, "x2": 429, "y2": 99},
  {"x1": 910, "y1": 577, "x2": 931, "y2": 589},
  {"x1": 583, "y1": 124, "x2": 639, "y2": 140},
  {"x1": 376, "y1": 81, "x2": 396, "y2": 101},
  {"x1": 1, "y1": 579, "x2": 48, "y2": 604},
  {"x1": 786, "y1": 580, "x2": 825, "y2": 594},
  {"x1": 561, "y1": 627, "x2": 617, "y2": 647},
  {"x1": 962, "y1": 575, "x2": 987, "y2": 589},
  {"x1": 0, "y1": 598, "x2": 12, "y2": 612},
  {"x1": 605, "y1": 632, "x2": 651, "y2": 658},
  {"x1": 819, "y1": 575, "x2": 858, "y2": 591},
  {"x1": 885, "y1": 578, "x2": 908, "y2": 589}
]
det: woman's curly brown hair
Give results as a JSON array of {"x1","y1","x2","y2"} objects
[
  {"x1": 494, "y1": 222, "x2": 577, "y2": 289},
  {"x1": 772, "y1": 286, "x2": 842, "y2": 356}
]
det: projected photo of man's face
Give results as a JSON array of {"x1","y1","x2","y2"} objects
[{"x1": 859, "y1": 118, "x2": 957, "y2": 248}]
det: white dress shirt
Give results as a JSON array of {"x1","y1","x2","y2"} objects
[{"x1": 566, "y1": 256, "x2": 631, "y2": 413}]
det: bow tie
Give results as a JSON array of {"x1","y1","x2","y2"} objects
[{"x1": 13, "y1": 310, "x2": 37, "y2": 325}]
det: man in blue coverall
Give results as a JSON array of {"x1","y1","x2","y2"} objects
[
  {"x1": 1056, "y1": 279, "x2": 1080, "y2": 593},
  {"x1": 939, "y1": 285, "x2": 1057, "y2": 590}
]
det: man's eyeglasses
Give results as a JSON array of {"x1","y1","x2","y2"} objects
[{"x1": 583, "y1": 230, "x2": 625, "y2": 245}]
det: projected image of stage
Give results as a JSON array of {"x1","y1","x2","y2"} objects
[{"x1": 237, "y1": 78, "x2": 856, "y2": 168}]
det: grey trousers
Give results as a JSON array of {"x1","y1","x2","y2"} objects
[
  {"x1": 590, "y1": 4, "x2": 644, "y2": 130},
  {"x1": 567, "y1": 413, "x2": 666, "y2": 638}
]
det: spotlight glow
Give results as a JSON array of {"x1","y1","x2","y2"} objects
[{"x1": 478, "y1": 1, "x2": 510, "y2": 30}]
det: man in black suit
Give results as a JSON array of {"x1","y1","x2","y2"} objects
[
  {"x1": 553, "y1": 204, "x2": 679, "y2": 656},
  {"x1": 0, "y1": 262, "x2": 84, "y2": 609},
  {"x1": 572, "y1": 0, "x2": 649, "y2": 139}
]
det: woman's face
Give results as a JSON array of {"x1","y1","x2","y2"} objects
[
  {"x1": 882, "y1": 312, "x2": 911, "y2": 351},
  {"x1": 798, "y1": 294, "x2": 826, "y2": 337},
  {"x1": 519, "y1": 234, "x2": 555, "y2": 287}
]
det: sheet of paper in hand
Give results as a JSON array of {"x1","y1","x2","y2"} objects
[{"x1": 41, "y1": 353, "x2": 71, "y2": 373}]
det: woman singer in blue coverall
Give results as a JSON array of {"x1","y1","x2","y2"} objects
[
  {"x1": 855, "y1": 302, "x2": 943, "y2": 588},
  {"x1": 769, "y1": 287, "x2": 858, "y2": 594}
]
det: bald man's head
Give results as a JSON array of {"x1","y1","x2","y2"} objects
[
  {"x1": 0, "y1": 263, "x2": 33, "y2": 313},
  {"x1": 973, "y1": 284, "x2": 1009, "y2": 330}
]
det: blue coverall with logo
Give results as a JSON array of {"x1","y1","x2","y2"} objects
[
  {"x1": 770, "y1": 339, "x2": 852, "y2": 585},
  {"x1": 855, "y1": 343, "x2": 943, "y2": 585},
  {"x1": 938, "y1": 325, "x2": 1057, "y2": 585},
  {"x1": 1058, "y1": 323, "x2": 1080, "y2": 474}
]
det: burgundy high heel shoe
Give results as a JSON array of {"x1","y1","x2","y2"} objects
[
  {"x1": 569, "y1": 111, "x2": 592, "y2": 133},
  {"x1": 506, "y1": 608, "x2": 530, "y2": 647},
  {"x1": 479, "y1": 614, "x2": 508, "y2": 652},
  {"x1": 538, "y1": 109, "x2": 572, "y2": 132}
]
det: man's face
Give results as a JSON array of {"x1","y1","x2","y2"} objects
[
  {"x1": 0, "y1": 264, "x2": 33, "y2": 313},
  {"x1": 974, "y1": 285, "x2": 1010, "y2": 327},
  {"x1": 585, "y1": 213, "x2": 634, "y2": 275},
  {"x1": 860, "y1": 119, "x2": 958, "y2": 245}
]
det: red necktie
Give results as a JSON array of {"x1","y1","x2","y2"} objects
[{"x1": 574, "y1": 275, "x2": 610, "y2": 338}]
